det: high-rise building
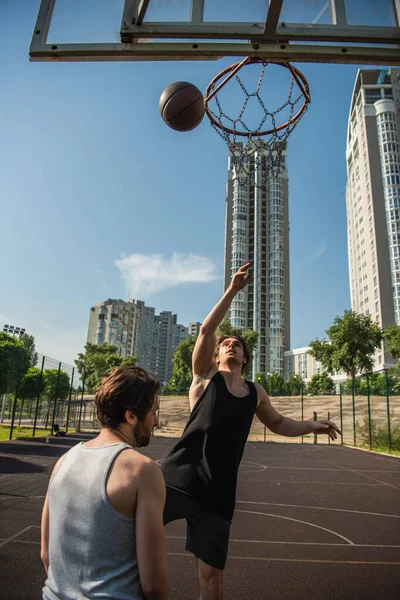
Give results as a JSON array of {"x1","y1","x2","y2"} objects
[
  {"x1": 153, "y1": 312, "x2": 188, "y2": 383},
  {"x1": 188, "y1": 321, "x2": 201, "y2": 336},
  {"x1": 87, "y1": 299, "x2": 136, "y2": 359},
  {"x1": 346, "y1": 68, "x2": 400, "y2": 368},
  {"x1": 87, "y1": 300, "x2": 188, "y2": 382},
  {"x1": 224, "y1": 143, "x2": 290, "y2": 376}
]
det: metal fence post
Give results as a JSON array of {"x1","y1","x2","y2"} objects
[
  {"x1": 352, "y1": 377, "x2": 356, "y2": 446},
  {"x1": 50, "y1": 363, "x2": 62, "y2": 435},
  {"x1": 385, "y1": 369, "x2": 392, "y2": 453},
  {"x1": 339, "y1": 383, "x2": 344, "y2": 445},
  {"x1": 367, "y1": 373, "x2": 372, "y2": 450},
  {"x1": 313, "y1": 411, "x2": 317, "y2": 444},
  {"x1": 77, "y1": 371, "x2": 86, "y2": 432},
  {"x1": 301, "y1": 382, "x2": 304, "y2": 444},
  {"x1": 65, "y1": 367, "x2": 75, "y2": 434},
  {"x1": 9, "y1": 382, "x2": 20, "y2": 440},
  {"x1": 328, "y1": 411, "x2": 331, "y2": 445},
  {"x1": 18, "y1": 398, "x2": 25, "y2": 427}
]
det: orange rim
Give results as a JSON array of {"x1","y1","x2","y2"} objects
[{"x1": 204, "y1": 57, "x2": 311, "y2": 138}]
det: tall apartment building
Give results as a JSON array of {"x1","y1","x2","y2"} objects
[
  {"x1": 87, "y1": 299, "x2": 188, "y2": 382},
  {"x1": 224, "y1": 143, "x2": 290, "y2": 376},
  {"x1": 346, "y1": 68, "x2": 400, "y2": 368},
  {"x1": 87, "y1": 299, "x2": 139, "y2": 359},
  {"x1": 153, "y1": 312, "x2": 188, "y2": 383},
  {"x1": 188, "y1": 321, "x2": 201, "y2": 336}
]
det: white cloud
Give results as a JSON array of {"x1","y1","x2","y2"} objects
[
  {"x1": 115, "y1": 252, "x2": 219, "y2": 296},
  {"x1": 304, "y1": 244, "x2": 327, "y2": 265}
]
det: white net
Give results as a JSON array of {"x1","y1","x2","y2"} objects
[{"x1": 205, "y1": 59, "x2": 310, "y2": 186}]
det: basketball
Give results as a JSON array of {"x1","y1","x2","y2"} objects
[{"x1": 159, "y1": 81, "x2": 205, "y2": 132}]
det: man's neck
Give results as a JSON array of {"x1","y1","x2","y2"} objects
[
  {"x1": 218, "y1": 367, "x2": 244, "y2": 388},
  {"x1": 88, "y1": 426, "x2": 136, "y2": 448}
]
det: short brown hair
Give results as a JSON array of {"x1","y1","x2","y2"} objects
[
  {"x1": 215, "y1": 335, "x2": 250, "y2": 373},
  {"x1": 94, "y1": 366, "x2": 160, "y2": 429}
]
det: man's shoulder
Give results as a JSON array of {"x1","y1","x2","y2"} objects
[
  {"x1": 116, "y1": 447, "x2": 160, "y2": 477},
  {"x1": 189, "y1": 368, "x2": 219, "y2": 409}
]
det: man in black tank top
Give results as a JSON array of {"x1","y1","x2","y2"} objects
[{"x1": 162, "y1": 263, "x2": 341, "y2": 599}]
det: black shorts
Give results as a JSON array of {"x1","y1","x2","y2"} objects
[{"x1": 163, "y1": 486, "x2": 231, "y2": 570}]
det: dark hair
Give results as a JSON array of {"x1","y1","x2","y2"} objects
[
  {"x1": 215, "y1": 335, "x2": 250, "y2": 373},
  {"x1": 94, "y1": 366, "x2": 160, "y2": 429}
]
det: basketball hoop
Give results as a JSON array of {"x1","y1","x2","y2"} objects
[{"x1": 204, "y1": 57, "x2": 311, "y2": 186}]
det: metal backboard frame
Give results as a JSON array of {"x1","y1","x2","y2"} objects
[{"x1": 30, "y1": 0, "x2": 400, "y2": 64}]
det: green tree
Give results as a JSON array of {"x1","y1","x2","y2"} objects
[
  {"x1": 121, "y1": 355, "x2": 139, "y2": 367},
  {"x1": 75, "y1": 343, "x2": 138, "y2": 391},
  {"x1": 267, "y1": 373, "x2": 285, "y2": 396},
  {"x1": 17, "y1": 366, "x2": 45, "y2": 423},
  {"x1": 307, "y1": 372, "x2": 334, "y2": 395},
  {"x1": 43, "y1": 369, "x2": 71, "y2": 400},
  {"x1": 167, "y1": 336, "x2": 197, "y2": 395},
  {"x1": 383, "y1": 323, "x2": 400, "y2": 360},
  {"x1": 309, "y1": 310, "x2": 382, "y2": 388},
  {"x1": 20, "y1": 333, "x2": 38, "y2": 367},
  {"x1": 255, "y1": 373, "x2": 268, "y2": 391},
  {"x1": 287, "y1": 374, "x2": 304, "y2": 395},
  {"x1": 343, "y1": 378, "x2": 353, "y2": 395},
  {"x1": 0, "y1": 332, "x2": 30, "y2": 395},
  {"x1": 19, "y1": 367, "x2": 45, "y2": 400}
]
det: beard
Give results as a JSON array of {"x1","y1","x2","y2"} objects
[{"x1": 133, "y1": 419, "x2": 151, "y2": 447}]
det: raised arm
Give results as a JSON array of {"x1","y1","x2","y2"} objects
[{"x1": 192, "y1": 263, "x2": 252, "y2": 377}]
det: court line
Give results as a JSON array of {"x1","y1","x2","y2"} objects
[
  {"x1": 167, "y1": 552, "x2": 400, "y2": 565},
  {"x1": 0, "y1": 539, "x2": 40, "y2": 545},
  {"x1": 165, "y1": 536, "x2": 400, "y2": 549},
  {"x1": 236, "y1": 501, "x2": 400, "y2": 519},
  {"x1": 235, "y1": 510, "x2": 354, "y2": 545},
  {"x1": 0, "y1": 526, "x2": 33, "y2": 549},
  {"x1": 0, "y1": 494, "x2": 45, "y2": 499},
  {"x1": 239, "y1": 479, "x2": 384, "y2": 486},
  {"x1": 316, "y1": 456, "x2": 400, "y2": 491},
  {"x1": 240, "y1": 462, "x2": 267, "y2": 473},
  {"x1": 242, "y1": 466, "x2": 400, "y2": 473},
  {"x1": 4, "y1": 536, "x2": 400, "y2": 551}
]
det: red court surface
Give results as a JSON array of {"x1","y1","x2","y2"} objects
[{"x1": 1, "y1": 433, "x2": 399, "y2": 599}]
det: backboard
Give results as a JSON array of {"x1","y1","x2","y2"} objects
[{"x1": 30, "y1": 0, "x2": 400, "y2": 64}]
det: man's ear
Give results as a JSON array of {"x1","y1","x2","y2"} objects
[
  {"x1": 125, "y1": 410, "x2": 138, "y2": 425},
  {"x1": 242, "y1": 357, "x2": 247, "y2": 365}
]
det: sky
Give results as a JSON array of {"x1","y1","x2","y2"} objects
[{"x1": 0, "y1": 0, "x2": 394, "y2": 366}]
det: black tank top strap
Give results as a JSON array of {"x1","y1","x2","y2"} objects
[{"x1": 244, "y1": 378, "x2": 258, "y2": 403}]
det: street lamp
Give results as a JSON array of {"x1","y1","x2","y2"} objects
[{"x1": 3, "y1": 324, "x2": 26, "y2": 337}]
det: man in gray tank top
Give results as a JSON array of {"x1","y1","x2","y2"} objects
[
  {"x1": 162, "y1": 263, "x2": 341, "y2": 599},
  {"x1": 41, "y1": 366, "x2": 169, "y2": 600}
]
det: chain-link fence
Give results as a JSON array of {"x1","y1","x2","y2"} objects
[
  {"x1": 0, "y1": 354, "x2": 99, "y2": 440},
  {"x1": 157, "y1": 373, "x2": 400, "y2": 453},
  {"x1": 2, "y1": 362, "x2": 399, "y2": 453}
]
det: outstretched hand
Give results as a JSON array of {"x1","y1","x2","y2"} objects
[
  {"x1": 229, "y1": 262, "x2": 252, "y2": 293},
  {"x1": 309, "y1": 420, "x2": 341, "y2": 441}
]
